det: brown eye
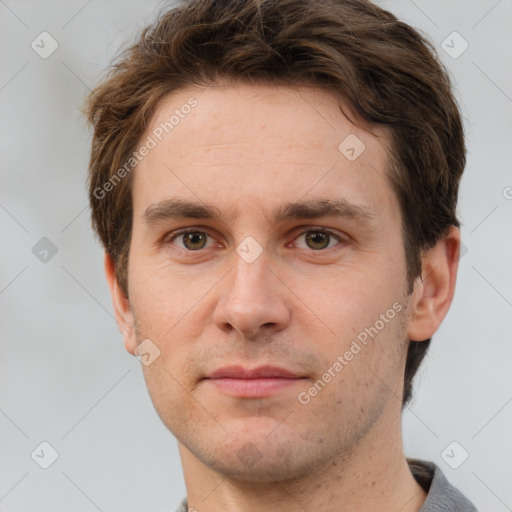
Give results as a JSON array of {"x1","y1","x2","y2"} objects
[
  {"x1": 293, "y1": 229, "x2": 345, "y2": 251},
  {"x1": 183, "y1": 232, "x2": 207, "y2": 250},
  {"x1": 305, "y1": 231, "x2": 332, "y2": 250},
  {"x1": 173, "y1": 231, "x2": 211, "y2": 250}
]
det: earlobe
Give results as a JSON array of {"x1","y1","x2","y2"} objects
[
  {"x1": 407, "y1": 226, "x2": 461, "y2": 342},
  {"x1": 104, "y1": 252, "x2": 138, "y2": 355}
]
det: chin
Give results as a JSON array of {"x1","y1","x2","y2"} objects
[{"x1": 185, "y1": 430, "x2": 335, "y2": 483}]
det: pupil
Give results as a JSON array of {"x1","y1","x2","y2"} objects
[
  {"x1": 186, "y1": 233, "x2": 205, "y2": 249},
  {"x1": 306, "y1": 231, "x2": 329, "y2": 250}
]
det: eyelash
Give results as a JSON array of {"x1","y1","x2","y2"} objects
[{"x1": 164, "y1": 227, "x2": 348, "y2": 254}]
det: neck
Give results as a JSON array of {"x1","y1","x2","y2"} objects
[{"x1": 179, "y1": 404, "x2": 427, "y2": 512}]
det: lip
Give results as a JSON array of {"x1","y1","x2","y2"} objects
[
  {"x1": 206, "y1": 365, "x2": 302, "y2": 379},
  {"x1": 203, "y1": 365, "x2": 306, "y2": 398}
]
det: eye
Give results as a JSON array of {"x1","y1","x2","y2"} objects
[
  {"x1": 293, "y1": 229, "x2": 345, "y2": 251},
  {"x1": 168, "y1": 230, "x2": 215, "y2": 251}
]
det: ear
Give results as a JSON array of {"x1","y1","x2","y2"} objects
[
  {"x1": 104, "y1": 252, "x2": 137, "y2": 355},
  {"x1": 407, "y1": 226, "x2": 461, "y2": 342}
]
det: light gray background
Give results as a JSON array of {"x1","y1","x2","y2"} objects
[{"x1": 1, "y1": 0, "x2": 511, "y2": 511}]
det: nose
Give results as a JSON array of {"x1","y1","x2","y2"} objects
[{"x1": 212, "y1": 248, "x2": 291, "y2": 339}]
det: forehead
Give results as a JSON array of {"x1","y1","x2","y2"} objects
[{"x1": 132, "y1": 82, "x2": 396, "y2": 224}]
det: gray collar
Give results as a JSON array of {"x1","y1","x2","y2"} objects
[{"x1": 172, "y1": 458, "x2": 478, "y2": 511}]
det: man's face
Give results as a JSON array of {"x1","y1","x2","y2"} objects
[{"x1": 123, "y1": 83, "x2": 414, "y2": 481}]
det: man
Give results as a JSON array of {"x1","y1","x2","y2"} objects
[{"x1": 84, "y1": 0, "x2": 478, "y2": 510}]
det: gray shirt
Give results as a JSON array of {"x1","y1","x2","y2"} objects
[{"x1": 172, "y1": 458, "x2": 478, "y2": 511}]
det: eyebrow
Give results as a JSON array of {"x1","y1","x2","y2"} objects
[{"x1": 143, "y1": 197, "x2": 376, "y2": 228}]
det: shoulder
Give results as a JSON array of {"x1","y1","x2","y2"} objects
[{"x1": 407, "y1": 458, "x2": 479, "y2": 511}]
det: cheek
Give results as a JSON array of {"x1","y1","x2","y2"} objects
[
  {"x1": 140, "y1": 360, "x2": 202, "y2": 436},
  {"x1": 128, "y1": 253, "x2": 208, "y2": 332},
  {"x1": 294, "y1": 265, "x2": 393, "y2": 335},
  {"x1": 298, "y1": 268, "x2": 409, "y2": 386}
]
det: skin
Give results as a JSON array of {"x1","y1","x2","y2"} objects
[{"x1": 105, "y1": 82, "x2": 460, "y2": 511}]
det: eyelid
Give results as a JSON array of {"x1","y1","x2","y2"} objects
[
  {"x1": 289, "y1": 226, "x2": 349, "y2": 248},
  {"x1": 164, "y1": 227, "x2": 217, "y2": 248},
  {"x1": 163, "y1": 225, "x2": 348, "y2": 252}
]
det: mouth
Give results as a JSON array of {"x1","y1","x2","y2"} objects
[{"x1": 202, "y1": 365, "x2": 307, "y2": 398}]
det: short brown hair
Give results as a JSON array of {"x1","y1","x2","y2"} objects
[{"x1": 83, "y1": 0, "x2": 466, "y2": 408}]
